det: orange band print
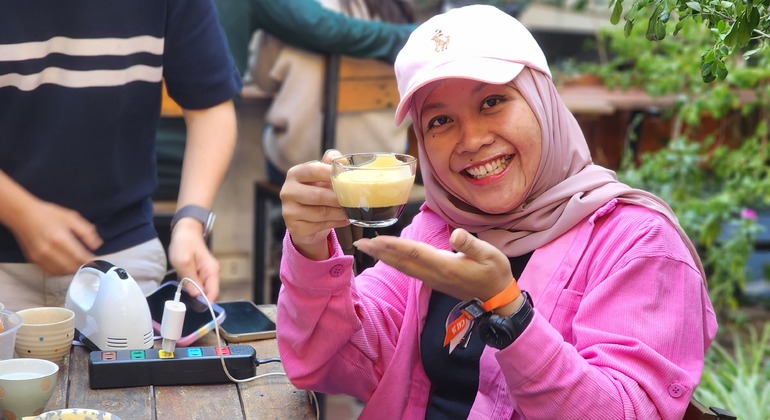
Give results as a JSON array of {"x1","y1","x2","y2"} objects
[
  {"x1": 444, "y1": 315, "x2": 468, "y2": 346},
  {"x1": 481, "y1": 279, "x2": 520, "y2": 312}
]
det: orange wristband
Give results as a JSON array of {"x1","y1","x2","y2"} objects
[{"x1": 481, "y1": 279, "x2": 521, "y2": 312}]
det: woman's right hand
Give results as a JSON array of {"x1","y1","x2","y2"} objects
[{"x1": 279, "y1": 150, "x2": 350, "y2": 260}]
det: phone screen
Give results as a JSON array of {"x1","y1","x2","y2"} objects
[
  {"x1": 146, "y1": 282, "x2": 224, "y2": 338},
  {"x1": 218, "y1": 301, "x2": 276, "y2": 339}
]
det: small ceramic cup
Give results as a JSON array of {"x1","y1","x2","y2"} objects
[
  {"x1": 0, "y1": 358, "x2": 59, "y2": 419},
  {"x1": 14, "y1": 308, "x2": 75, "y2": 364}
]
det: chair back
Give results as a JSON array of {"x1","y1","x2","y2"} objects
[
  {"x1": 322, "y1": 54, "x2": 421, "y2": 180},
  {"x1": 684, "y1": 396, "x2": 737, "y2": 420},
  {"x1": 321, "y1": 55, "x2": 402, "y2": 153}
]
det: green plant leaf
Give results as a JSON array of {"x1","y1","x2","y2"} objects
[
  {"x1": 686, "y1": 1, "x2": 703, "y2": 12},
  {"x1": 702, "y1": 59, "x2": 714, "y2": 76},
  {"x1": 748, "y1": 7, "x2": 760, "y2": 29},
  {"x1": 717, "y1": 66, "x2": 729, "y2": 80},
  {"x1": 611, "y1": 0, "x2": 623, "y2": 24},
  {"x1": 724, "y1": 21, "x2": 740, "y2": 47},
  {"x1": 625, "y1": 19, "x2": 634, "y2": 36}
]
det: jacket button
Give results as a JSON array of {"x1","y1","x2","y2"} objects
[
  {"x1": 668, "y1": 383, "x2": 684, "y2": 398},
  {"x1": 330, "y1": 264, "x2": 344, "y2": 277}
]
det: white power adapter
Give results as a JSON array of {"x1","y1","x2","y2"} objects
[{"x1": 160, "y1": 297, "x2": 186, "y2": 354}]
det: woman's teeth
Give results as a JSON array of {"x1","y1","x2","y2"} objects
[{"x1": 465, "y1": 155, "x2": 511, "y2": 179}]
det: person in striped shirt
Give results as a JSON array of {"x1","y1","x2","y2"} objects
[{"x1": 0, "y1": 0, "x2": 241, "y2": 311}]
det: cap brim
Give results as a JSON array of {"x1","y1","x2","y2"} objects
[{"x1": 395, "y1": 58, "x2": 525, "y2": 125}]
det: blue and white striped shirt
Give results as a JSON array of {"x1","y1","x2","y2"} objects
[{"x1": 0, "y1": 0, "x2": 242, "y2": 261}]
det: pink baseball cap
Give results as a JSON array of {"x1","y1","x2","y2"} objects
[{"x1": 394, "y1": 5, "x2": 551, "y2": 125}]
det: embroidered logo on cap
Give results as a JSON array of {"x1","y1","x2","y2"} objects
[{"x1": 431, "y1": 29, "x2": 450, "y2": 52}]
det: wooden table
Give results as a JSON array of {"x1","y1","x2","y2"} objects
[{"x1": 44, "y1": 305, "x2": 316, "y2": 419}]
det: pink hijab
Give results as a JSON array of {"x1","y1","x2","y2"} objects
[{"x1": 409, "y1": 67, "x2": 705, "y2": 278}]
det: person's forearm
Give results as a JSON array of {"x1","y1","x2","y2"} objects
[
  {"x1": 257, "y1": 4, "x2": 415, "y2": 63},
  {"x1": 255, "y1": 2, "x2": 414, "y2": 63},
  {"x1": 178, "y1": 100, "x2": 237, "y2": 210},
  {"x1": 216, "y1": 0, "x2": 415, "y2": 74}
]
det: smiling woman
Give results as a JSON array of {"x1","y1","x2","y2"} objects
[{"x1": 274, "y1": 5, "x2": 717, "y2": 419}]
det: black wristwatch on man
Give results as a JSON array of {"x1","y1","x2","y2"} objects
[{"x1": 170, "y1": 204, "x2": 216, "y2": 239}]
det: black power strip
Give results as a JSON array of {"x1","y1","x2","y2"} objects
[{"x1": 88, "y1": 345, "x2": 257, "y2": 389}]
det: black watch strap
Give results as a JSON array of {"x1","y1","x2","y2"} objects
[
  {"x1": 170, "y1": 205, "x2": 215, "y2": 238},
  {"x1": 478, "y1": 291, "x2": 534, "y2": 349}
]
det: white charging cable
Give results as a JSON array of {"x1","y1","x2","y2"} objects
[
  {"x1": 159, "y1": 278, "x2": 320, "y2": 419},
  {"x1": 166, "y1": 278, "x2": 289, "y2": 384}
]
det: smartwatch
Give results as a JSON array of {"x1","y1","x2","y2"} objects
[
  {"x1": 170, "y1": 205, "x2": 215, "y2": 239},
  {"x1": 478, "y1": 291, "x2": 534, "y2": 349}
]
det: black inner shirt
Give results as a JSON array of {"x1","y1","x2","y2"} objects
[{"x1": 421, "y1": 251, "x2": 533, "y2": 419}]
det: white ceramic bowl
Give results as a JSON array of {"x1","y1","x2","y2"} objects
[
  {"x1": 15, "y1": 308, "x2": 75, "y2": 364},
  {"x1": 0, "y1": 358, "x2": 59, "y2": 419},
  {"x1": 22, "y1": 408, "x2": 121, "y2": 420},
  {"x1": 0, "y1": 310, "x2": 23, "y2": 360}
]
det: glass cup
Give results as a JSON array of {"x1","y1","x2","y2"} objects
[
  {"x1": 0, "y1": 309, "x2": 23, "y2": 360},
  {"x1": 331, "y1": 153, "x2": 417, "y2": 228}
]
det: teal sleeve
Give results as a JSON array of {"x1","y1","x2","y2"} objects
[{"x1": 215, "y1": 0, "x2": 416, "y2": 75}]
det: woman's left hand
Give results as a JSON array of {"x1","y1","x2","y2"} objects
[{"x1": 353, "y1": 228, "x2": 514, "y2": 302}]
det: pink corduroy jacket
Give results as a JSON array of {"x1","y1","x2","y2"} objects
[{"x1": 276, "y1": 200, "x2": 718, "y2": 419}]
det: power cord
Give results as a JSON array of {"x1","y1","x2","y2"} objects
[
  {"x1": 162, "y1": 278, "x2": 284, "y2": 383},
  {"x1": 161, "y1": 278, "x2": 321, "y2": 420}
]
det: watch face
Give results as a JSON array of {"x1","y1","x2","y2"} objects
[
  {"x1": 479, "y1": 318, "x2": 515, "y2": 349},
  {"x1": 203, "y1": 212, "x2": 216, "y2": 237}
]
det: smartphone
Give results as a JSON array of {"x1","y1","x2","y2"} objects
[
  {"x1": 145, "y1": 281, "x2": 225, "y2": 347},
  {"x1": 217, "y1": 300, "x2": 276, "y2": 342}
]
